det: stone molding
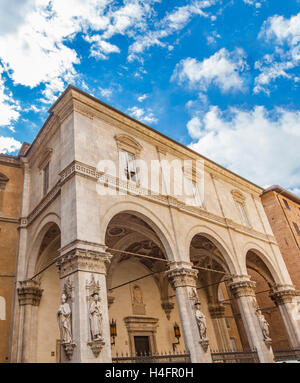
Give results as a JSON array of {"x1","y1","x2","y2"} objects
[
  {"x1": 228, "y1": 277, "x2": 256, "y2": 298},
  {"x1": 124, "y1": 316, "x2": 159, "y2": 333},
  {"x1": 56, "y1": 246, "x2": 112, "y2": 279},
  {"x1": 17, "y1": 280, "x2": 43, "y2": 306},
  {"x1": 166, "y1": 266, "x2": 198, "y2": 289},
  {"x1": 269, "y1": 285, "x2": 299, "y2": 305},
  {"x1": 114, "y1": 134, "x2": 142, "y2": 156},
  {"x1": 231, "y1": 189, "x2": 246, "y2": 205},
  {"x1": 208, "y1": 303, "x2": 226, "y2": 319}
]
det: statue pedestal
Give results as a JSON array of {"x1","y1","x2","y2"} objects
[{"x1": 88, "y1": 338, "x2": 105, "y2": 358}]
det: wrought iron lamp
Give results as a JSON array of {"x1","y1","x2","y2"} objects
[
  {"x1": 110, "y1": 319, "x2": 117, "y2": 346},
  {"x1": 172, "y1": 322, "x2": 181, "y2": 351}
]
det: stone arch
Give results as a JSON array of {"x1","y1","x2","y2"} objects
[
  {"x1": 186, "y1": 224, "x2": 239, "y2": 275},
  {"x1": 100, "y1": 201, "x2": 176, "y2": 262},
  {"x1": 26, "y1": 213, "x2": 61, "y2": 278},
  {"x1": 242, "y1": 242, "x2": 283, "y2": 285}
]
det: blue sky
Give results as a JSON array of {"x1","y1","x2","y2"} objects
[{"x1": 1, "y1": 0, "x2": 300, "y2": 194}]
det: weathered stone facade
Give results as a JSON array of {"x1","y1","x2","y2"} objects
[{"x1": 0, "y1": 86, "x2": 299, "y2": 363}]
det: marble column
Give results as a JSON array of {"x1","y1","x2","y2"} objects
[
  {"x1": 209, "y1": 303, "x2": 232, "y2": 351},
  {"x1": 56, "y1": 241, "x2": 112, "y2": 363},
  {"x1": 228, "y1": 275, "x2": 274, "y2": 363},
  {"x1": 270, "y1": 284, "x2": 300, "y2": 350},
  {"x1": 17, "y1": 279, "x2": 43, "y2": 363},
  {"x1": 166, "y1": 262, "x2": 212, "y2": 363}
]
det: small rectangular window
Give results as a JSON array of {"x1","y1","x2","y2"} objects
[
  {"x1": 120, "y1": 150, "x2": 139, "y2": 182},
  {"x1": 43, "y1": 163, "x2": 49, "y2": 195},
  {"x1": 283, "y1": 199, "x2": 291, "y2": 210},
  {"x1": 293, "y1": 222, "x2": 300, "y2": 235}
]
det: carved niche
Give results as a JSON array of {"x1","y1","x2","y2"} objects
[{"x1": 131, "y1": 284, "x2": 146, "y2": 315}]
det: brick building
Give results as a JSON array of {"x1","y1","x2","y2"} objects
[{"x1": 261, "y1": 186, "x2": 300, "y2": 291}]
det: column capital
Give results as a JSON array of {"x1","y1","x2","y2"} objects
[
  {"x1": 269, "y1": 284, "x2": 299, "y2": 305},
  {"x1": 166, "y1": 262, "x2": 198, "y2": 289},
  {"x1": 208, "y1": 303, "x2": 226, "y2": 319},
  {"x1": 17, "y1": 280, "x2": 43, "y2": 306},
  {"x1": 228, "y1": 276, "x2": 256, "y2": 298},
  {"x1": 57, "y1": 241, "x2": 112, "y2": 278}
]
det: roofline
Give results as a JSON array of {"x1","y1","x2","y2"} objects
[
  {"x1": 27, "y1": 84, "x2": 263, "y2": 192},
  {"x1": 261, "y1": 185, "x2": 300, "y2": 205}
]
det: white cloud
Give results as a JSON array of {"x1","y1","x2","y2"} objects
[
  {"x1": 172, "y1": 48, "x2": 247, "y2": 93},
  {"x1": 127, "y1": 106, "x2": 158, "y2": 124},
  {"x1": 99, "y1": 87, "x2": 113, "y2": 99},
  {"x1": 0, "y1": 0, "x2": 36, "y2": 36},
  {"x1": 243, "y1": 0, "x2": 264, "y2": 7},
  {"x1": 260, "y1": 13, "x2": 300, "y2": 45},
  {"x1": 255, "y1": 12, "x2": 300, "y2": 93},
  {"x1": 187, "y1": 116, "x2": 202, "y2": 139},
  {"x1": 254, "y1": 56, "x2": 295, "y2": 95},
  {"x1": 0, "y1": 136, "x2": 22, "y2": 154},
  {"x1": 187, "y1": 105, "x2": 300, "y2": 191},
  {"x1": 0, "y1": 65, "x2": 20, "y2": 127},
  {"x1": 85, "y1": 35, "x2": 120, "y2": 59},
  {"x1": 0, "y1": 0, "x2": 153, "y2": 105},
  {"x1": 128, "y1": 0, "x2": 215, "y2": 61},
  {"x1": 138, "y1": 94, "x2": 148, "y2": 102}
]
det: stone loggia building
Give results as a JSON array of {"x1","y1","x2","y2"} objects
[{"x1": 0, "y1": 86, "x2": 299, "y2": 363}]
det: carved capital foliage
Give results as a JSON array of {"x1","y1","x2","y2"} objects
[
  {"x1": 208, "y1": 303, "x2": 226, "y2": 319},
  {"x1": 166, "y1": 267, "x2": 198, "y2": 289},
  {"x1": 228, "y1": 279, "x2": 256, "y2": 298},
  {"x1": 57, "y1": 248, "x2": 112, "y2": 278},
  {"x1": 269, "y1": 285, "x2": 299, "y2": 305},
  {"x1": 17, "y1": 280, "x2": 43, "y2": 306}
]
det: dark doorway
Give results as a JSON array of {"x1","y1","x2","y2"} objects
[{"x1": 134, "y1": 336, "x2": 150, "y2": 355}]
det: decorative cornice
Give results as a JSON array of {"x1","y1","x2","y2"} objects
[
  {"x1": 17, "y1": 280, "x2": 43, "y2": 306},
  {"x1": 0, "y1": 154, "x2": 22, "y2": 167},
  {"x1": 228, "y1": 277, "x2": 256, "y2": 298},
  {"x1": 166, "y1": 266, "x2": 198, "y2": 289},
  {"x1": 269, "y1": 285, "x2": 299, "y2": 305},
  {"x1": 56, "y1": 246, "x2": 112, "y2": 279}
]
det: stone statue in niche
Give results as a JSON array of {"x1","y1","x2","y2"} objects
[
  {"x1": 57, "y1": 293, "x2": 72, "y2": 344},
  {"x1": 194, "y1": 301, "x2": 209, "y2": 352},
  {"x1": 89, "y1": 292, "x2": 103, "y2": 341},
  {"x1": 257, "y1": 309, "x2": 271, "y2": 342},
  {"x1": 195, "y1": 302, "x2": 207, "y2": 340},
  {"x1": 131, "y1": 284, "x2": 146, "y2": 315},
  {"x1": 133, "y1": 285, "x2": 143, "y2": 304}
]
